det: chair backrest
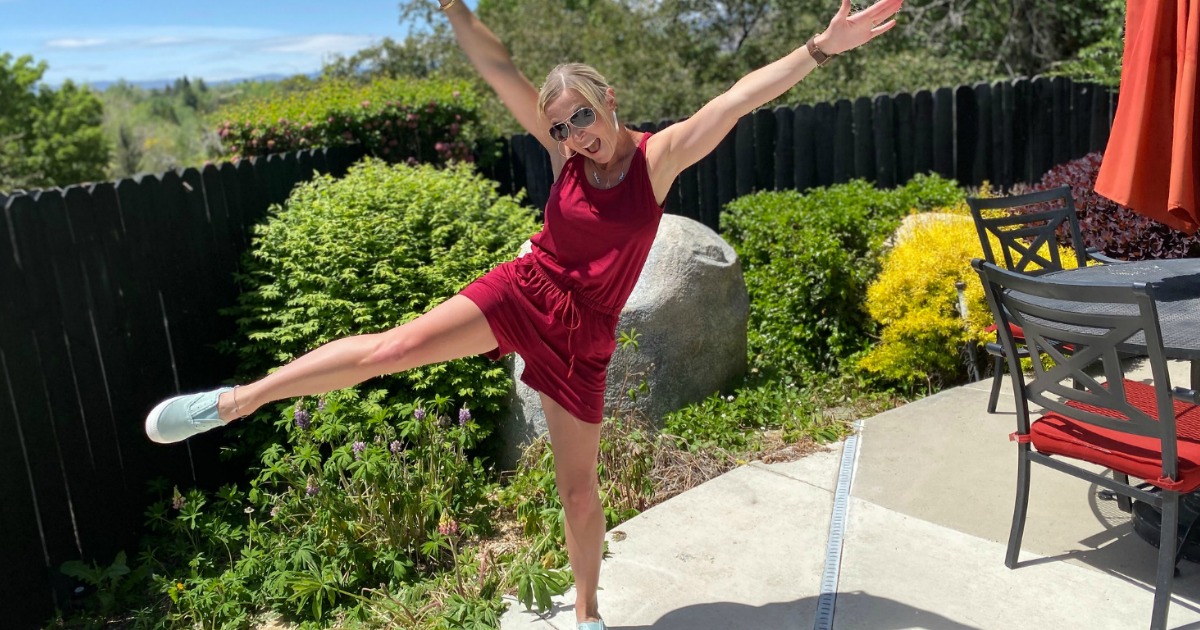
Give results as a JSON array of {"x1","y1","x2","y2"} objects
[
  {"x1": 972, "y1": 259, "x2": 1180, "y2": 477},
  {"x1": 967, "y1": 186, "x2": 1088, "y2": 274}
]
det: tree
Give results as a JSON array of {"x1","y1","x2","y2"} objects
[
  {"x1": 1047, "y1": 0, "x2": 1124, "y2": 88},
  {"x1": 898, "y1": 0, "x2": 1118, "y2": 78},
  {"x1": 0, "y1": 53, "x2": 109, "y2": 191}
]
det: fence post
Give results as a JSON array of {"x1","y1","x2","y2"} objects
[
  {"x1": 853, "y1": 96, "x2": 876, "y2": 182},
  {"x1": 794, "y1": 104, "x2": 818, "y2": 191},
  {"x1": 1030, "y1": 76, "x2": 1055, "y2": 182},
  {"x1": 1052, "y1": 76, "x2": 1072, "y2": 167},
  {"x1": 774, "y1": 106, "x2": 795, "y2": 191},
  {"x1": 735, "y1": 115, "x2": 756, "y2": 197},
  {"x1": 753, "y1": 109, "x2": 776, "y2": 192},
  {"x1": 913, "y1": 89, "x2": 934, "y2": 176},
  {"x1": 933, "y1": 87, "x2": 954, "y2": 179},
  {"x1": 873, "y1": 94, "x2": 896, "y2": 189},
  {"x1": 1089, "y1": 84, "x2": 1113, "y2": 153},
  {"x1": 833, "y1": 99, "x2": 854, "y2": 184},
  {"x1": 991, "y1": 80, "x2": 1014, "y2": 190},
  {"x1": 893, "y1": 91, "x2": 915, "y2": 183}
]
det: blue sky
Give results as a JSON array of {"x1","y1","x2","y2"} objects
[{"x1": 0, "y1": 0, "x2": 461, "y2": 86}]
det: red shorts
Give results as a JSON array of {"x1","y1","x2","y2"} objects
[{"x1": 459, "y1": 255, "x2": 620, "y2": 424}]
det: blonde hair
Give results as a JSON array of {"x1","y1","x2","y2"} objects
[{"x1": 537, "y1": 63, "x2": 615, "y2": 128}]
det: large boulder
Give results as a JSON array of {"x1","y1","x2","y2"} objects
[{"x1": 499, "y1": 214, "x2": 748, "y2": 465}]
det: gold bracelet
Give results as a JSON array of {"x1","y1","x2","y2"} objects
[{"x1": 439, "y1": 0, "x2": 457, "y2": 10}]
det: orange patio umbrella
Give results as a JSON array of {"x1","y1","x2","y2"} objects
[{"x1": 1095, "y1": 0, "x2": 1200, "y2": 235}]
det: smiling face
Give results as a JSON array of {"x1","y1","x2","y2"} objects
[
  {"x1": 543, "y1": 88, "x2": 619, "y2": 163},
  {"x1": 537, "y1": 63, "x2": 625, "y2": 165}
]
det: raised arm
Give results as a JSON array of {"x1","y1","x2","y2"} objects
[
  {"x1": 647, "y1": 0, "x2": 903, "y2": 192},
  {"x1": 440, "y1": 1, "x2": 558, "y2": 155}
]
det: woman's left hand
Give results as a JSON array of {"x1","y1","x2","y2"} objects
[{"x1": 816, "y1": 0, "x2": 903, "y2": 56}]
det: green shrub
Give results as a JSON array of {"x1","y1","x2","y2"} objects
[
  {"x1": 226, "y1": 158, "x2": 538, "y2": 426},
  {"x1": 132, "y1": 393, "x2": 502, "y2": 626},
  {"x1": 215, "y1": 77, "x2": 482, "y2": 164},
  {"x1": 720, "y1": 174, "x2": 964, "y2": 374}
]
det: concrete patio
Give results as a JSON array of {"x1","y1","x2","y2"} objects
[{"x1": 500, "y1": 360, "x2": 1200, "y2": 629}]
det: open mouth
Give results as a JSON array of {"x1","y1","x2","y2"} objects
[{"x1": 584, "y1": 138, "x2": 600, "y2": 154}]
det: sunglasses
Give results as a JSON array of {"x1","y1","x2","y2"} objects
[{"x1": 548, "y1": 106, "x2": 598, "y2": 142}]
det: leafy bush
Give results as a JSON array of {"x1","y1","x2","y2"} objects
[
  {"x1": 215, "y1": 77, "x2": 482, "y2": 164},
  {"x1": 226, "y1": 157, "x2": 539, "y2": 435},
  {"x1": 129, "y1": 394, "x2": 505, "y2": 626},
  {"x1": 720, "y1": 174, "x2": 965, "y2": 374},
  {"x1": 858, "y1": 198, "x2": 1083, "y2": 390},
  {"x1": 1032, "y1": 152, "x2": 1200, "y2": 260}
]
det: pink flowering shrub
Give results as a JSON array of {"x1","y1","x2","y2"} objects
[
  {"x1": 1031, "y1": 152, "x2": 1200, "y2": 260},
  {"x1": 215, "y1": 77, "x2": 479, "y2": 165}
]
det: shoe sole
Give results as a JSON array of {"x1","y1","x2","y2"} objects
[{"x1": 145, "y1": 395, "x2": 179, "y2": 444}]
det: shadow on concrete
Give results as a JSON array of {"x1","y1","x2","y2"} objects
[{"x1": 606, "y1": 592, "x2": 979, "y2": 630}]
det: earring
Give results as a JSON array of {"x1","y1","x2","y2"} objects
[{"x1": 557, "y1": 142, "x2": 575, "y2": 159}]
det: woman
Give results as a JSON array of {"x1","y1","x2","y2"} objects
[{"x1": 145, "y1": 1, "x2": 901, "y2": 627}]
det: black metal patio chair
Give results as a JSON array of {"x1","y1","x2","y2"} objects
[
  {"x1": 967, "y1": 186, "x2": 1120, "y2": 414},
  {"x1": 973, "y1": 259, "x2": 1200, "y2": 630}
]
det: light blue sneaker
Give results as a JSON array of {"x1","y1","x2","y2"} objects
[
  {"x1": 145, "y1": 387, "x2": 233, "y2": 444},
  {"x1": 578, "y1": 620, "x2": 605, "y2": 630}
]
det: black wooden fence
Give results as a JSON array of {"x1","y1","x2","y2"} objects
[
  {"x1": 0, "y1": 146, "x2": 364, "y2": 628},
  {"x1": 0, "y1": 74, "x2": 1113, "y2": 627},
  {"x1": 479, "y1": 76, "x2": 1115, "y2": 231}
]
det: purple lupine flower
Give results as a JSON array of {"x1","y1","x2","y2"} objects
[
  {"x1": 389, "y1": 440, "x2": 402, "y2": 454},
  {"x1": 171, "y1": 494, "x2": 186, "y2": 510},
  {"x1": 317, "y1": 397, "x2": 327, "y2": 412},
  {"x1": 294, "y1": 407, "x2": 311, "y2": 430},
  {"x1": 458, "y1": 407, "x2": 471, "y2": 426},
  {"x1": 438, "y1": 514, "x2": 459, "y2": 536},
  {"x1": 414, "y1": 408, "x2": 426, "y2": 421},
  {"x1": 352, "y1": 441, "x2": 366, "y2": 459},
  {"x1": 305, "y1": 482, "x2": 319, "y2": 496}
]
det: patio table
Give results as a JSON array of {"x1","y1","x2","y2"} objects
[{"x1": 1043, "y1": 258, "x2": 1200, "y2": 390}]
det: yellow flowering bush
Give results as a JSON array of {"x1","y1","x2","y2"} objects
[{"x1": 858, "y1": 195, "x2": 1082, "y2": 390}]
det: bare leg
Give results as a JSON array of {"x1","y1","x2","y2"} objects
[
  {"x1": 540, "y1": 393, "x2": 605, "y2": 624},
  {"x1": 216, "y1": 295, "x2": 498, "y2": 421}
]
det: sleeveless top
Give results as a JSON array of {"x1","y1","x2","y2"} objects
[{"x1": 529, "y1": 132, "x2": 664, "y2": 316}]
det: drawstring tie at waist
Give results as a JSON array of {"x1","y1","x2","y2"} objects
[{"x1": 519, "y1": 258, "x2": 618, "y2": 379}]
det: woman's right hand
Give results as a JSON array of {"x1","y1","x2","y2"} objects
[{"x1": 815, "y1": 0, "x2": 902, "y2": 57}]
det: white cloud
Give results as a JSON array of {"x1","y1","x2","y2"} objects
[
  {"x1": 259, "y1": 34, "x2": 378, "y2": 55},
  {"x1": 40, "y1": 26, "x2": 277, "y2": 52},
  {"x1": 142, "y1": 36, "x2": 192, "y2": 46},
  {"x1": 45, "y1": 37, "x2": 108, "y2": 49}
]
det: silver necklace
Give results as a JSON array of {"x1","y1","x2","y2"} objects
[{"x1": 592, "y1": 164, "x2": 625, "y2": 188}]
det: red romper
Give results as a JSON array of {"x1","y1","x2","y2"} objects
[{"x1": 460, "y1": 132, "x2": 664, "y2": 423}]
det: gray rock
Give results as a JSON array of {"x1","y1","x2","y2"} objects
[{"x1": 498, "y1": 214, "x2": 748, "y2": 466}]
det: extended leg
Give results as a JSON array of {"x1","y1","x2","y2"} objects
[
  {"x1": 222, "y1": 295, "x2": 498, "y2": 419},
  {"x1": 146, "y1": 296, "x2": 499, "y2": 443}
]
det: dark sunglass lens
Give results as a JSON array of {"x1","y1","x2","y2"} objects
[
  {"x1": 549, "y1": 123, "x2": 569, "y2": 142},
  {"x1": 570, "y1": 107, "x2": 596, "y2": 128}
]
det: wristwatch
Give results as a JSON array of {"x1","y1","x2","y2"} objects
[{"x1": 807, "y1": 36, "x2": 832, "y2": 67}]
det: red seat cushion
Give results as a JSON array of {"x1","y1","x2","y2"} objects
[
  {"x1": 985, "y1": 322, "x2": 1026, "y2": 341},
  {"x1": 1029, "y1": 380, "x2": 1200, "y2": 492}
]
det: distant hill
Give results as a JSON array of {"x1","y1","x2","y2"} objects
[{"x1": 87, "y1": 72, "x2": 320, "y2": 92}]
